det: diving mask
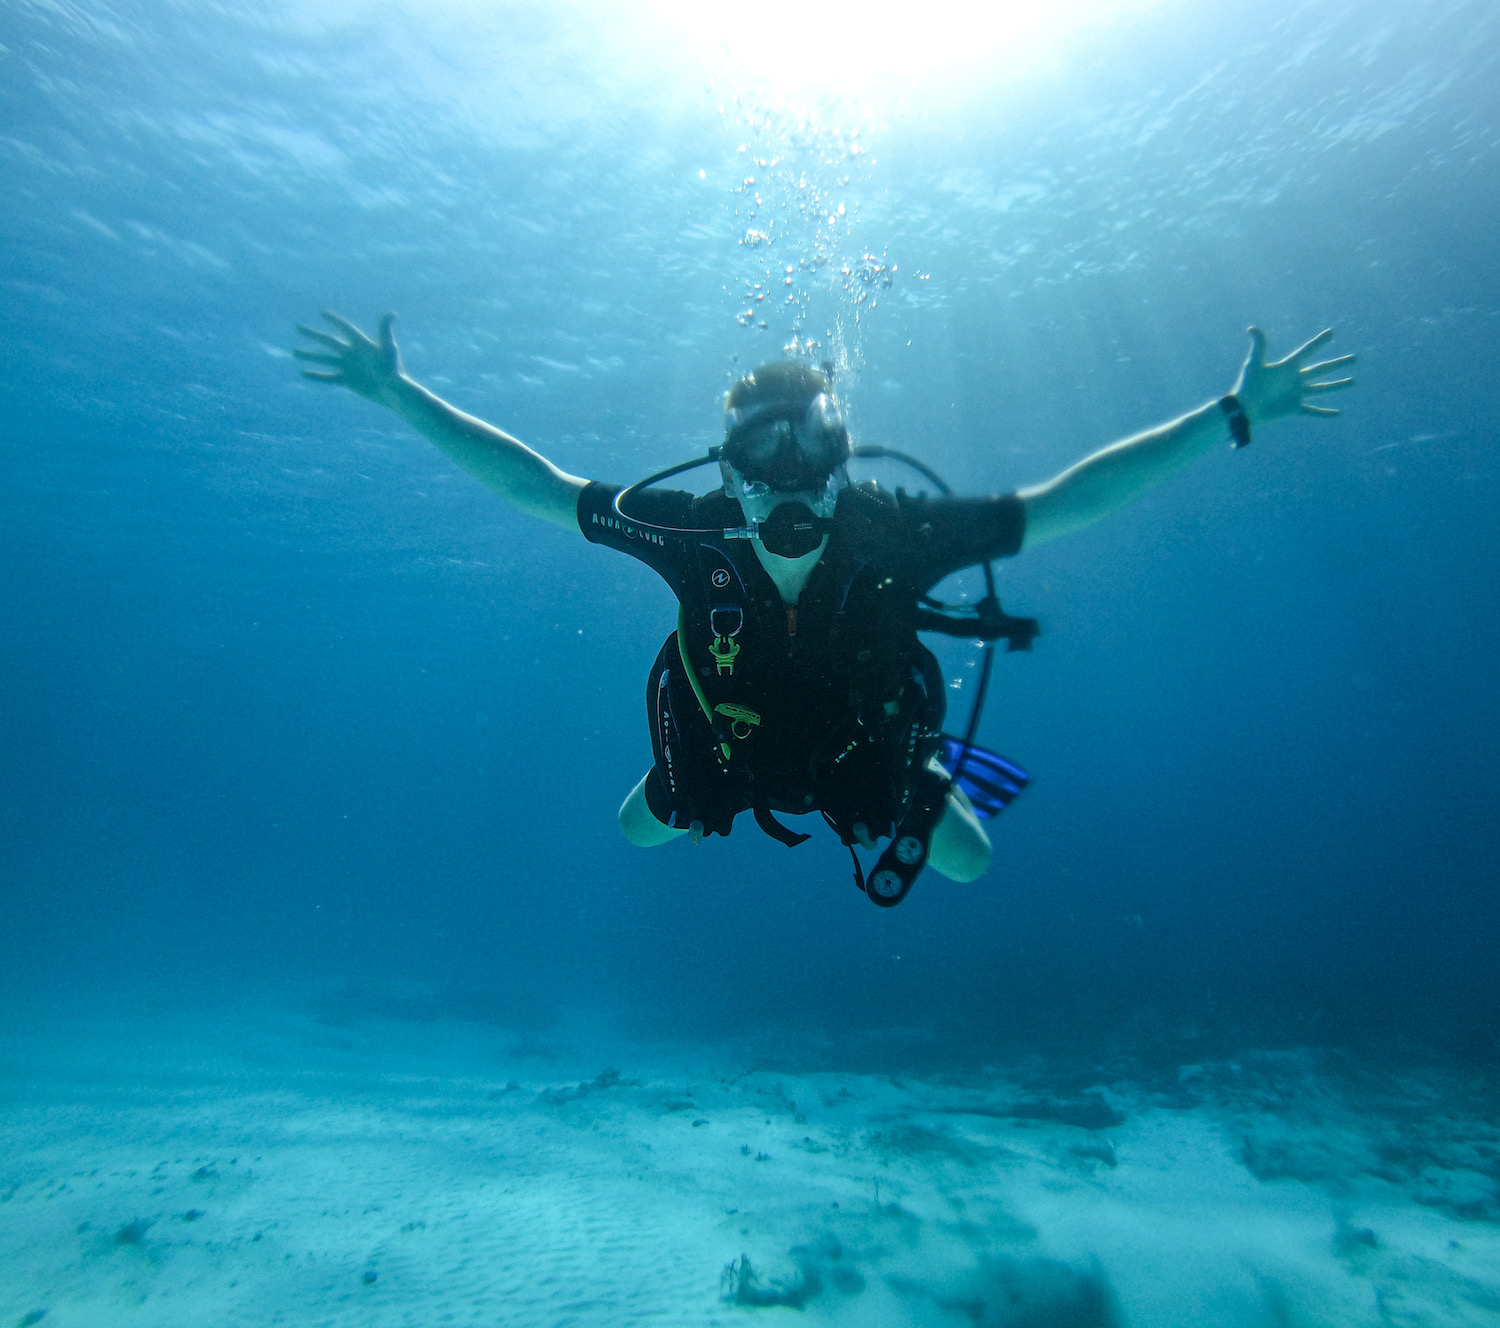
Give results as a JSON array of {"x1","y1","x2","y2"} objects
[{"x1": 722, "y1": 391, "x2": 850, "y2": 492}]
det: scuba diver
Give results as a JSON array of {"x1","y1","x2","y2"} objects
[{"x1": 294, "y1": 312, "x2": 1354, "y2": 904}]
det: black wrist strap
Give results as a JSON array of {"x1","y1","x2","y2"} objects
[{"x1": 1219, "y1": 394, "x2": 1251, "y2": 449}]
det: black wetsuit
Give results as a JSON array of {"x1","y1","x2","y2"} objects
[{"x1": 579, "y1": 481, "x2": 1026, "y2": 852}]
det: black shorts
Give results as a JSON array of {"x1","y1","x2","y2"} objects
[{"x1": 641, "y1": 633, "x2": 946, "y2": 843}]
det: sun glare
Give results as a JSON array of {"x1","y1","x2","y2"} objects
[{"x1": 649, "y1": 0, "x2": 1168, "y2": 104}]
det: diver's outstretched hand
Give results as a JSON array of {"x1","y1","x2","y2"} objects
[
  {"x1": 1232, "y1": 327, "x2": 1356, "y2": 425},
  {"x1": 294, "y1": 311, "x2": 404, "y2": 407}
]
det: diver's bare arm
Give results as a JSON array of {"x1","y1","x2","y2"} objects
[
  {"x1": 384, "y1": 375, "x2": 587, "y2": 529},
  {"x1": 294, "y1": 311, "x2": 587, "y2": 530},
  {"x1": 1018, "y1": 327, "x2": 1355, "y2": 550}
]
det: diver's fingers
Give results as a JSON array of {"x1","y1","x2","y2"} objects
[
  {"x1": 301, "y1": 369, "x2": 342, "y2": 382},
  {"x1": 296, "y1": 323, "x2": 347, "y2": 351},
  {"x1": 377, "y1": 311, "x2": 397, "y2": 351},
  {"x1": 1245, "y1": 325, "x2": 1269, "y2": 365},
  {"x1": 1283, "y1": 327, "x2": 1335, "y2": 365},
  {"x1": 291, "y1": 349, "x2": 341, "y2": 365},
  {"x1": 1303, "y1": 354, "x2": 1356, "y2": 376},
  {"x1": 1301, "y1": 403, "x2": 1340, "y2": 416},
  {"x1": 1304, "y1": 377, "x2": 1355, "y2": 395},
  {"x1": 320, "y1": 310, "x2": 373, "y2": 344}
]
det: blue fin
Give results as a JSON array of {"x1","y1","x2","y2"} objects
[{"x1": 939, "y1": 735, "x2": 1031, "y2": 820}]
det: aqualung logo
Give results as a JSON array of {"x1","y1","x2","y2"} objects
[
  {"x1": 711, "y1": 568, "x2": 730, "y2": 588},
  {"x1": 591, "y1": 511, "x2": 666, "y2": 546}
]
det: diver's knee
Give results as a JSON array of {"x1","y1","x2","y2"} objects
[
  {"x1": 618, "y1": 773, "x2": 686, "y2": 847},
  {"x1": 927, "y1": 793, "x2": 992, "y2": 883}
]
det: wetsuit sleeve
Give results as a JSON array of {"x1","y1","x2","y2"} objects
[
  {"x1": 577, "y1": 481, "x2": 695, "y2": 586},
  {"x1": 901, "y1": 493, "x2": 1027, "y2": 591}
]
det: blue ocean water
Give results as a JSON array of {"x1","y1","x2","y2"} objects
[
  {"x1": 4, "y1": 0, "x2": 1499, "y2": 1045},
  {"x1": 2, "y1": 4, "x2": 1500, "y2": 1318}
]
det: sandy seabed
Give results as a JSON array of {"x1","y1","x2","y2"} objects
[{"x1": 1, "y1": 1003, "x2": 1497, "y2": 1327}]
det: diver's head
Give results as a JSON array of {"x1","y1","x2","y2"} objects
[
  {"x1": 721, "y1": 362, "x2": 850, "y2": 492},
  {"x1": 720, "y1": 362, "x2": 850, "y2": 558}
]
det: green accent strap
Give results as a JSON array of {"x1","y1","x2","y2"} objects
[{"x1": 677, "y1": 607, "x2": 718, "y2": 729}]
